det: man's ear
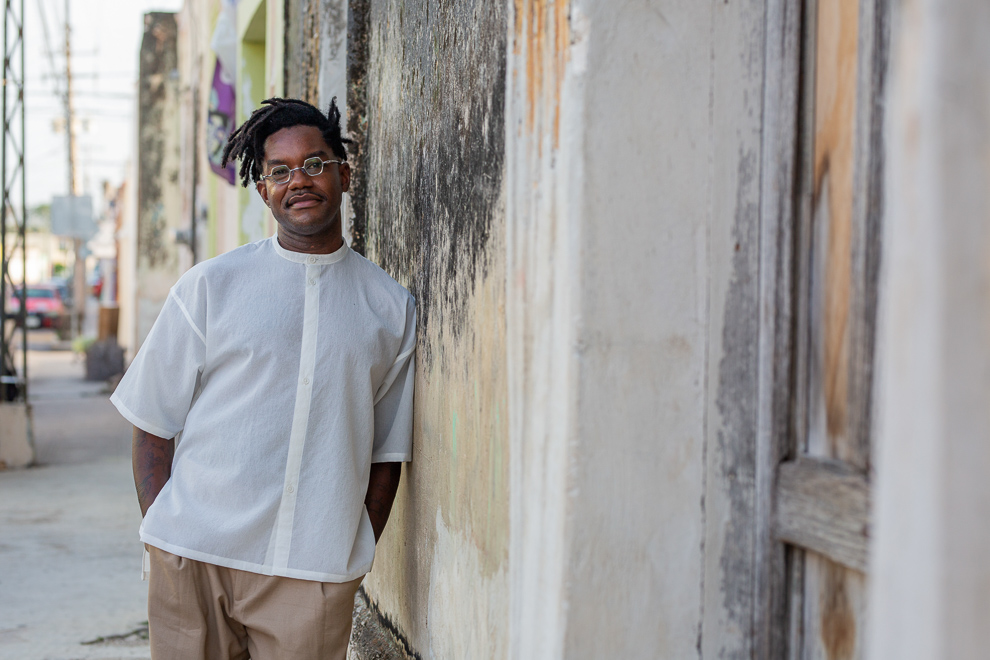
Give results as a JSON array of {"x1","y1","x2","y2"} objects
[
  {"x1": 339, "y1": 162, "x2": 351, "y2": 193},
  {"x1": 256, "y1": 180, "x2": 270, "y2": 206}
]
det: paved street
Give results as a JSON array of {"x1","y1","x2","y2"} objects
[{"x1": 0, "y1": 329, "x2": 150, "y2": 660}]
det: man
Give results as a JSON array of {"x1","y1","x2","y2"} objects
[{"x1": 110, "y1": 97, "x2": 415, "y2": 660}]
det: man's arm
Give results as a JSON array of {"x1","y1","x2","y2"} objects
[
  {"x1": 132, "y1": 426, "x2": 175, "y2": 517},
  {"x1": 365, "y1": 462, "x2": 402, "y2": 543}
]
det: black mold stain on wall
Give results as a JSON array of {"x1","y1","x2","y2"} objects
[
  {"x1": 347, "y1": 0, "x2": 371, "y2": 256},
  {"x1": 137, "y1": 13, "x2": 178, "y2": 270},
  {"x1": 285, "y1": 0, "x2": 322, "y2": 103},
  {"x1": 361, "y1": 0, "x2": 506, "y2": 356}
]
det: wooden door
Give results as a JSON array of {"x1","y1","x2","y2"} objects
[{"x1": 771, "y1": 0, "x2": 888, "y2": 658}]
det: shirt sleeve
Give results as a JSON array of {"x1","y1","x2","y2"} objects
[
  {"x1": 110, "y1": 289, "x2": 207, "y2": 438},
  {"x1": 371, "y1": 294, "x2": 416, "y2": 463}
]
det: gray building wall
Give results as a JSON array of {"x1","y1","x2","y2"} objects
[{"x1": 134, "y1": 13, "x2": 186, "y2": 350}]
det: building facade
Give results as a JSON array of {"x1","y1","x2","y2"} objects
[{"x1": 121, "y1": 0, "x2": 990, "y2": 658}]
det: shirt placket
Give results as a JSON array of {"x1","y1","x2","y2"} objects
[{"x1": 271, "y1": 258, "x2": 322, "y2": 571}]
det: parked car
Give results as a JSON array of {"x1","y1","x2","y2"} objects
[
  {"x1": 6, "y1": 283, "x2": 67, "y2": 329},
  {"x1": 89, "y1": 274, "x2": 103, "y2": 298},
  {"x1": 49, "y1": 277, "x2": 72, "y2": 309}
]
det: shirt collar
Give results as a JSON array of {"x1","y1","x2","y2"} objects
[{"x1": 270, "y1": 235, "x2": 350, "y2": 265}]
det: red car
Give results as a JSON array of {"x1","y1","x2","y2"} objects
[{"x1": 6, "y1": 284, "x2": 67, "y2": 329}]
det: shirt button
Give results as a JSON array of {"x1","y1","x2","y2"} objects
[
  {"x1": 309, "y1": 278, "x2": 316, "y2": 285},
  {"x1": 286, "y1": 485, "x2": 295, "y2": 494},
  {"x1": 302, "y1": 377, "x2": 310, "y2": 385},
  {"x1": 308, "y1": 256, "x2": 316, "y2": 264}
]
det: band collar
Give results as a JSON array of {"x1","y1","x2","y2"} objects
[{"x1": 271, "y1": 235, "x2": 350, "y2": 265}]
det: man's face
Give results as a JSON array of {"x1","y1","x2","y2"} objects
[{"x1": 255, "y1": 124, "x2": 351, "y2": 242}]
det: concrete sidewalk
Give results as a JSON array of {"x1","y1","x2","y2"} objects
[
  {"x1": 0, "y1": 338, "x2": 149, "y2": 660},
  {"x1": 29, "y1": 348, "x2": 132, "y2": 466}
]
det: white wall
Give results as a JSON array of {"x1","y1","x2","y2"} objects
[
  {"x1": 869, "y1": 0, "x2": 990, "y2": 657},
  {"x1": 506, "y1": 1, "x2": 724, "y2": 657}
]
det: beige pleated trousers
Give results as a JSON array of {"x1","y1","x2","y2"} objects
[{"x1": 147, "y1": 546, "x2": 363, "y2": 660}]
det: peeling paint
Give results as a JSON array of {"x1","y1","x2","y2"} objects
[{"x1": 512, "y1": 0, "x2": 570, "y2": 146}]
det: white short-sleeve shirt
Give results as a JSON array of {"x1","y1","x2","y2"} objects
[{"x1": 110, "y1": 236, "x2": 416, "y2": 582}]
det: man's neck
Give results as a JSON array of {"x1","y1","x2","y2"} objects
[{"x1": 275, "y1": 230, "x2": 344, "y2": 255}]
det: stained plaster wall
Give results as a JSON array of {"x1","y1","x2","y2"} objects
[
  {"x1": 564, "y1": 2, "x2": 713, "y2": 658},
  {"x1": 565, "y1": 0, "x2": 714, "y2": 653},
  {"x1": 505, "y1": 1, "x2": 707, "y2": 656},
  {"x1": 504, "y1": 0, "x2": 791, "y2": 656},
  {"x1": 134, "y1": 13, "x2": 186, "y2": 349},
  {"x1": 285, "y1": 0, "x2": 351, "y2": 243},
  {"x1": 344, "y1": 0, "x2": 790, "y2": 656},
  {"x1": 285, "y1": 0, "x2": 346, "y2": 104},
  {"x1": 358, "y1": 0, "x2": 510, "y2": 656}
]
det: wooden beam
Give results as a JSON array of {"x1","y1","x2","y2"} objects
[
  {"x1": 753, "y1": 0, "x2": 806, "y2": 657},
  {"x1": 774, "y1": 457, "x2": 870, "y2": 572}
]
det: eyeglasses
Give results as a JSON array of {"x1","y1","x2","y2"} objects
[{"x1": 261, "y1": 157, "x2": 343, "y2": 185}]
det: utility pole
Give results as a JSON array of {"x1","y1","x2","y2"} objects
[{"x1": 64, "y1": 0, "x2": 84, "y2": 337}]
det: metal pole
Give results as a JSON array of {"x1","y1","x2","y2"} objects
[
  {"x1": 19, "y1": 0, "x2": 25, "y2": 399},
  {"x1": 1, "y1": 0, "x2": 9, "y2": 393},
  {"x1": 0, "y1": 0, "x2": 27, "y2": 403}
]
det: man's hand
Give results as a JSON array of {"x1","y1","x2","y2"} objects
[
  {"x1": 365, "y1": 462, "x2": 402, "y2": 543},
  {"x1": 132, "y1": 426, "x2": 175, "y2": 517}
]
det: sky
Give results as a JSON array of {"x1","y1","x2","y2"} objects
[{"x1": 22, "y1": 0, "x2": 185, "y2": 209}]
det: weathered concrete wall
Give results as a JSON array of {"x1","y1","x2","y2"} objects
[
  {"x1": 504, "y1": 1, "x2": 716, "y2": 656},
  {"x1": 565, "y1": 0, "x2": 713, "y2": 652},
  {"x1": 702, "y1": 0, "x2": 782, "y2": 656},
  {"x1": 869, "y1": 0, "x2": 990, "y2": 657},
  {"x1": 359, "y1": 0, "x2": 509, "y2": 656},
  {"x1": 175, "y1": 0, "x2": 218, "y2": 266},
  {"x1": 349, "y1": 0, "x2": 786, "y2": 656},
  {"x1": 285, "y1": 0, "x2": 322, "y2": 103},
  {"x1": 117, "y1": 163, "x2": 139, "y2": 356},
  {"x1": 135, "y1": 13, "x2": 185, "y2": 349},
  {"x1": 285, "y1": 0, "x2": 351, "y2": 243}
]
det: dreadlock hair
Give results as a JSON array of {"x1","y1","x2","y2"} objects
[{"x1": 220, "y1": 97, "x2": 353, "y2": 188}]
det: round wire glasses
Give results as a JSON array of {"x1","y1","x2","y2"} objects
[{"x1": 261, "y1": 157, "x2": 343, "y2": 185}]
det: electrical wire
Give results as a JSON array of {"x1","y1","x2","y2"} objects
[{"x1": 35, "y1": 0, "x2": 65, "y2": 100}]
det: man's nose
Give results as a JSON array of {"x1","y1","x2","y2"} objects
[{"x1": 286, "y1": 167, "x2": 312, "y2": 188}]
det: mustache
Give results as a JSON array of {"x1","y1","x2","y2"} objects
[{"x1": 285, "y1": 191, "x2": 326, "y2": 206}]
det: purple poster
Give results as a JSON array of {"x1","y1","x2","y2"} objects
[{"x1": 207, "y1": 60, "x2": 236, "y2": 185}]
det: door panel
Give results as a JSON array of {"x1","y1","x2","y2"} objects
[
  {"x1": 802, "y1": 554, "x2": 868, "y2": 660},
  {"x1": 772, "y1": 0, "x2": 886, "y2": 657}
]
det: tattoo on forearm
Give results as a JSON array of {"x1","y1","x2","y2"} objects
[{"x1": 132, "y1": 427, "x2": 175, "y2": 517}]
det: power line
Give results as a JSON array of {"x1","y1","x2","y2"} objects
[
  {"x1": 36, "y1": 0, "x2": 65, "y2": 100},
  {"x1": 47, "y1": 0, "x2": 64, "y2": 41},
  {"x1": 47, "y1": 70, "x2": 137, "y2": 78},
  {"x1": 26, "y1": 89, "x2": 134, "y2": 99}
]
